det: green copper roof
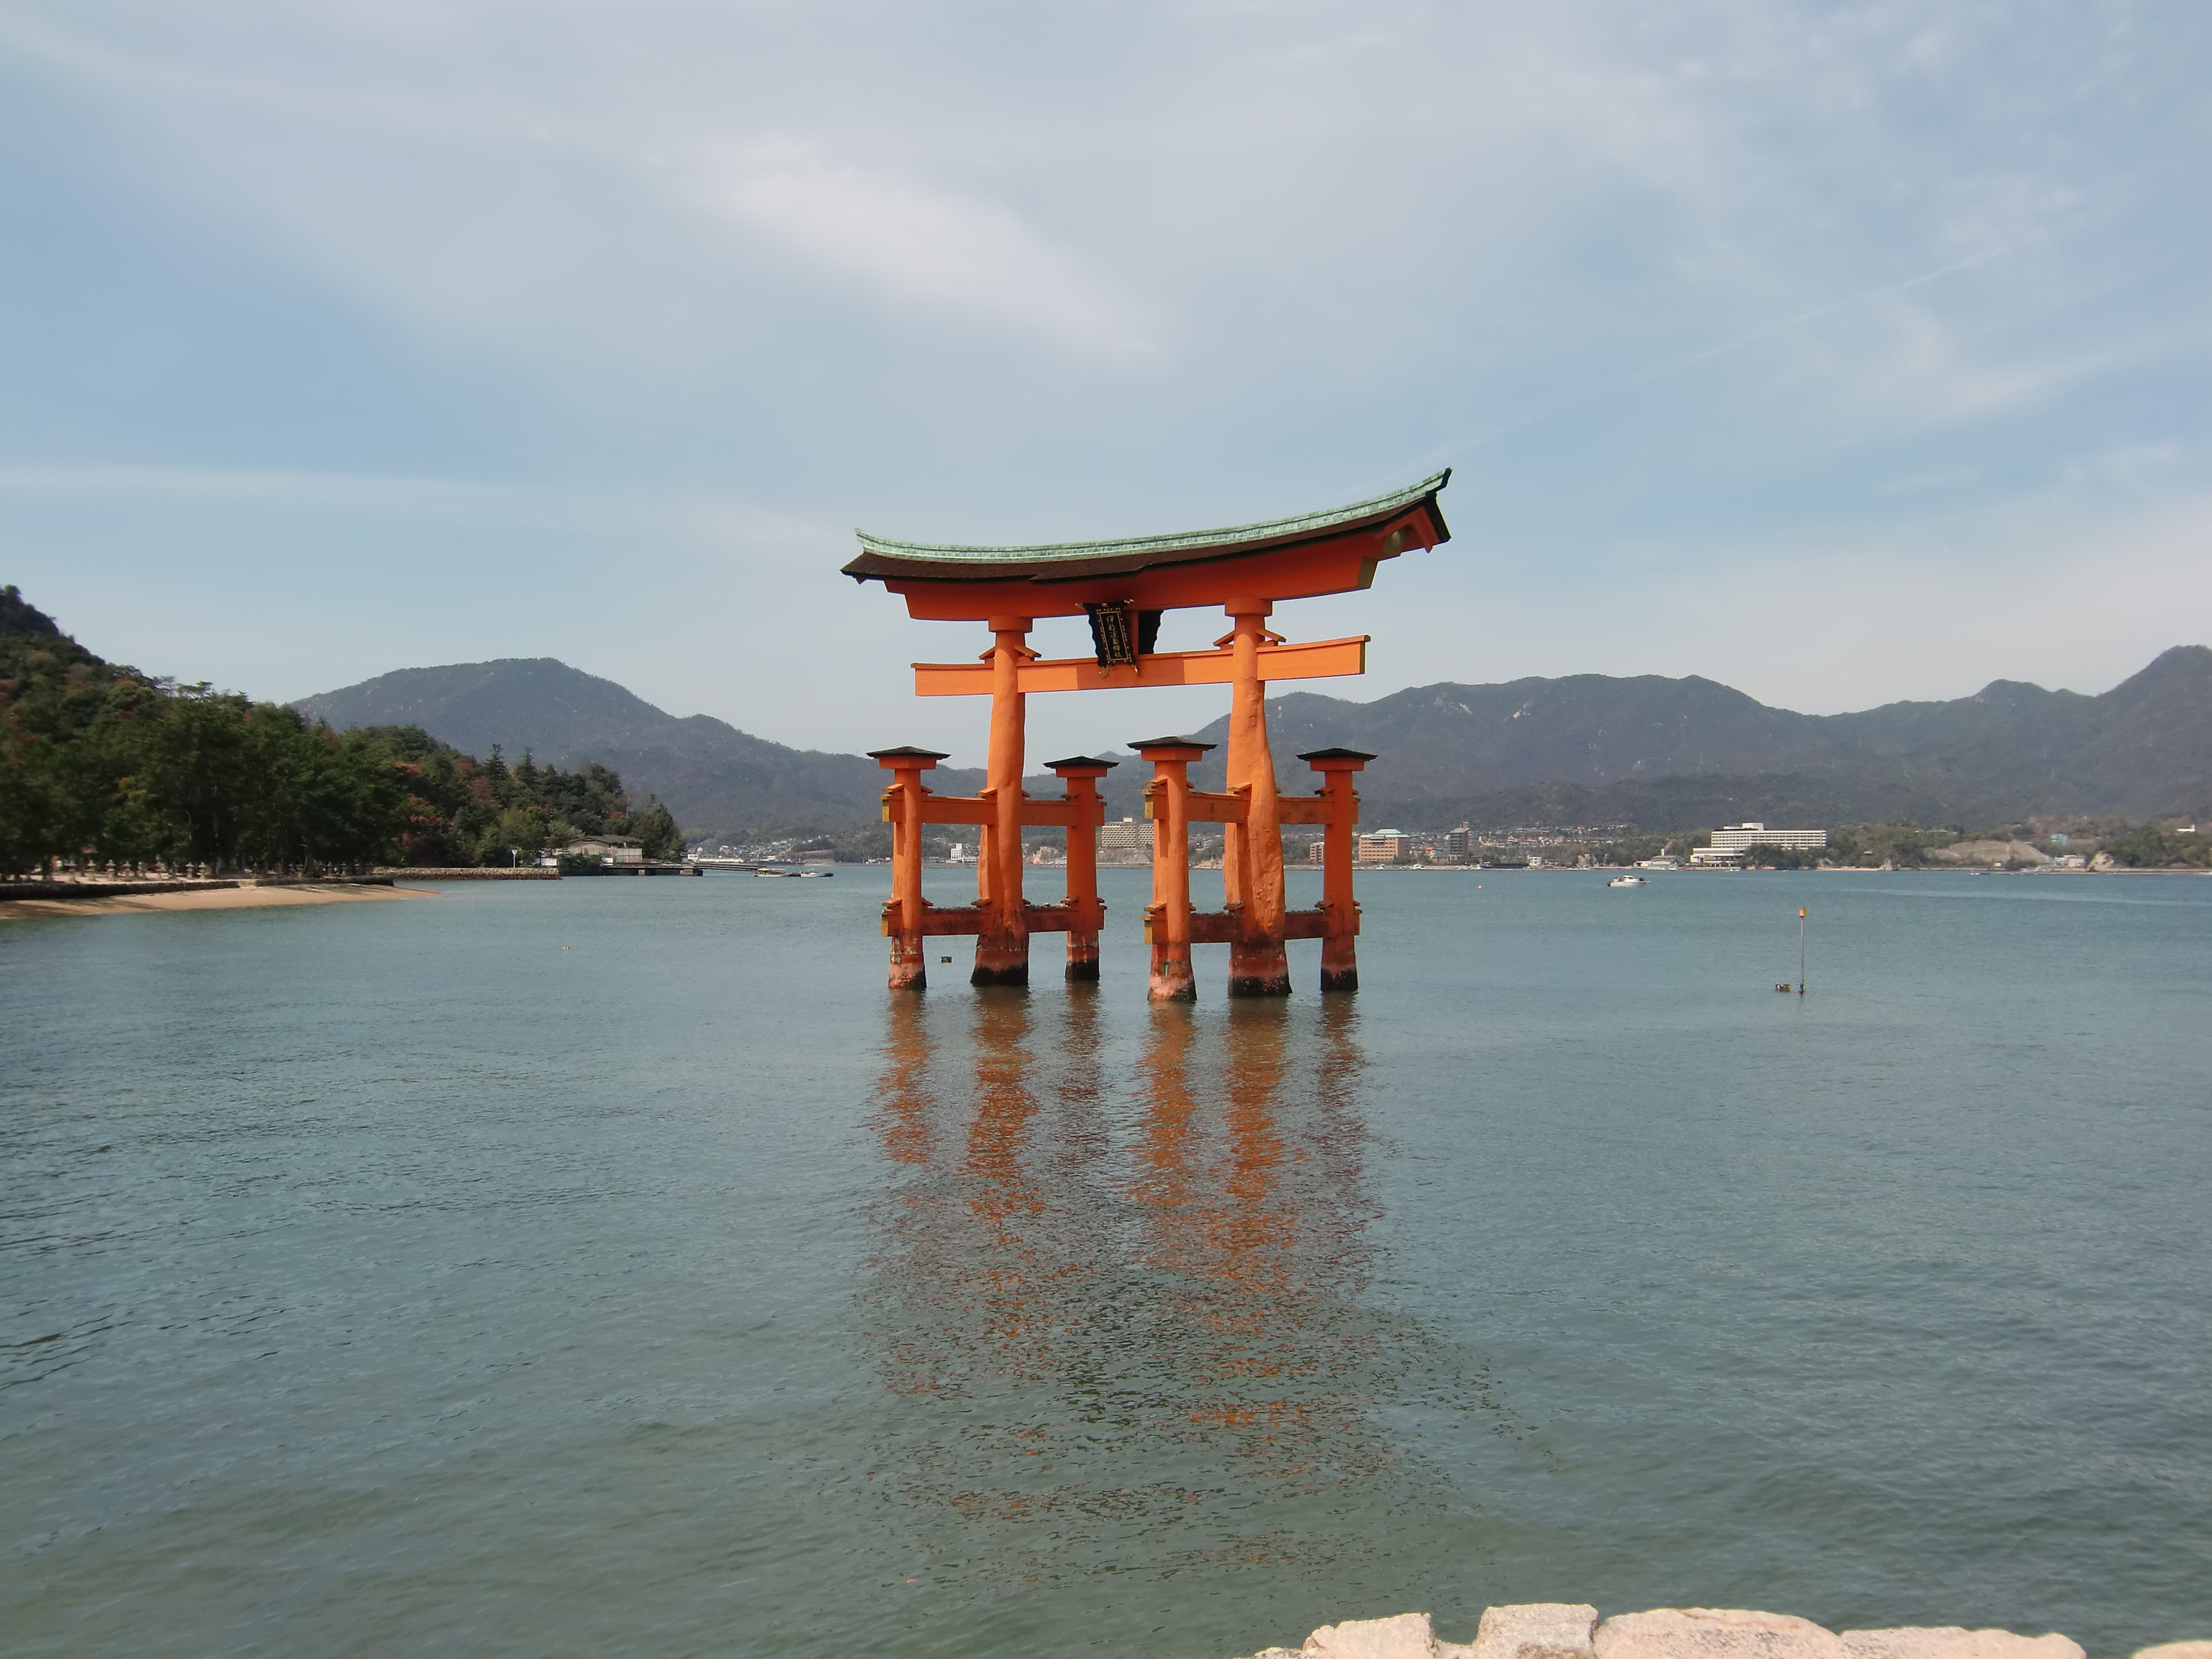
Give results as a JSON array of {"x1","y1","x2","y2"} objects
[{"x1": 846, "y1": 470, "x2": 1449, "y2": 585}]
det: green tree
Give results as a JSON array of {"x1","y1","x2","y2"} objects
[
  {"x1": 486, "y1": 804, "x2": 547, "y2": 863},
  {"x1": 630, "y1": 798, "x2": 684, "y2": 862}
]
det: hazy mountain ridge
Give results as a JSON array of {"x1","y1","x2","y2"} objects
[
  {"x1": 1182, "y1": 646, "x2": 2212, "y2": 827},
  {"x1": 294, "y1": 659, "x2": 987, "y2": 838},
  {"x1": 296, "y1": 646, "x2": 2212, "y2": 839}
]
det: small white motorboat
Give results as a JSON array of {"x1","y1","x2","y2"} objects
[{"x1": 1608, "y1": 874, "x2": 1646, "y2": 887}]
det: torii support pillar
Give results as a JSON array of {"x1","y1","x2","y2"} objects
[
  {"x1": 1134, "y1": 735, "x2": 1212, "y2": 1002},
  {"x1": 1300, "y1": 747, "x2": 1374, "y2": 992},
  {"x1": 1221, "y1": 599, "x2": 1291, "y2": 998},
  {"x1": 1045, "y1": 755, "x2": 1117, "y2": 981},
  {"x1": 870, "y1": 745, "x2": 950, "y2": 990},
  {"x1": 973, "y1": 615, "x2": 1036, "y2": 987}
]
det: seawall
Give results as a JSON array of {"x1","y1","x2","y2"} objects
[{"x1": 372, "y1": 867, "x2": 563, "y2": 880}]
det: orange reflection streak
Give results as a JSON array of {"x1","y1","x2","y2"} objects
[
  {"x1": 874, "y1": 994, "x2": 935, "y2": 1168},
  {"x1": 865, "y1": 989, "x2": 1395, "y2": 1550},
  {"x1": 957, "y1": 992, "x2": 1056, "y2": 1382},
  {"x1": 1125, "y1": 1000, "x2": 1387, "y2": 1489}
]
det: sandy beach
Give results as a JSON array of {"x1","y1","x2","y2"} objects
[{"x1": 0, "y1": 883, "x2": 435, "y2": 923}]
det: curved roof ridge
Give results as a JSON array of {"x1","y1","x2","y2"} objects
[{"x1": 853, "y1": 469, "x2": 1450, "y2": 567}]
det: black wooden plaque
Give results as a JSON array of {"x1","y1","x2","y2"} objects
[{"x1": 1085, "y1": 602, "x2": 1139, "y2": 667}]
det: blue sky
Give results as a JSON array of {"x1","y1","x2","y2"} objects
[{"x1": 3, "y1": 1, "x2": 2208, "y2": 765}]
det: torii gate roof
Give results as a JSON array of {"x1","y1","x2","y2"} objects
[{"x1": 845, "y1": 470, "x2": 1451, "y2": 620}]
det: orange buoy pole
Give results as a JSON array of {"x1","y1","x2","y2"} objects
[
  {"x1": 1049, "y1": 757, "x2": 1115, "y2": 982},
  {"x1": 1136, "y1": 737, "x2": 1209, "y2": 1001},
  {"x1": 870, "y1": 747, "x2": 946, "y2": 990},
  {"x1": 1303, "y1": 748, "x2": 1371, "y2": 992},
  {"x1": 1222, "y1": 599, "x2": 1290, "y2": 997},
  {"x1": 973, "y1": 616, "x2": 1034, "y2": 987}
]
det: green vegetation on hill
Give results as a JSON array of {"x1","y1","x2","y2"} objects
[
  {"x1": 294, "y1": 656, "x2": 985, "y2": 846},
  {"x1": 0, "y1": 588, "x2": 682, "y2": 877}
]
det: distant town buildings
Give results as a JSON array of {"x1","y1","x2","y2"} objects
[
  {"x1": 1097, "y1": 817, "x2": 1155, "y2": 866},
  {"x1": 1444, "y1": 823, "x2": 1475, "y2": 858},
  {"x1": 1691, "y1": 822, "x2": 1829, "y2": 865},
  {"x1": 1357, "y1": 829, "x2": 1411, "y2": 863}
]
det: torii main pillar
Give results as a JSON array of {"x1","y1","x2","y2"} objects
[
  {"x1": 1221, "y1": 599, "x2": 1290, "y2": 997},
  {"x1": 847, "y1": 470, "x2": 1453, "y2": 998}
]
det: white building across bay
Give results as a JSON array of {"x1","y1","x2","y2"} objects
[{"x1": 1691, "y1": 822, "x2": 1829, "y2": 865}]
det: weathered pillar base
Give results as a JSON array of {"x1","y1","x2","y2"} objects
[
  {"x1": 972, "y1": 932, "x2": 1030, "y2": 987},
  {"x1": 1227, "y1": 939, "x2": 1293, "y2": 998},
  {"x1": 1320, "y1": 938, "x2": 1359, "y2": 993},
  {"x1": 1149, "y1": 946, "x2": 1197, "y2": 1002},
  {"x1": 888, "y1": 931, "x2": 927, "y2": 990},
  {"x1": 1065, "y1": 938, "x2": 1100, "y2": 982}
]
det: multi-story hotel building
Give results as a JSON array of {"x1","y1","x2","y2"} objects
[{"x1": 1691, "y1": 822, "x2": 1829, "y2": 865}]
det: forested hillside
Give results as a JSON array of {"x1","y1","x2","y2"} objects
[
  {"x1": 1, "y1": 589, "x2": 679, "y2": 877},
  {"x1": 295, "y1": 657, "x2": 987, "y2": 841}
]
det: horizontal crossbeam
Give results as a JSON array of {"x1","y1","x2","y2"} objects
[
  {"x1": 1148, "y1": 907, "x2": 1349, "y2": 946},
  {"x1": 880, "y1": 900, "x2": 1103, "y2": 937},
  {"x1": 883, "y1": 792, "x2": 1101, "y2": 828},
  {"x1": 912, "y1": 635, "x2": 1367, "y2": 697}
]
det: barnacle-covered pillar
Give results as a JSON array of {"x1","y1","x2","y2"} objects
[
  {"x1": 1047, "y1": 755, "x2": 1117, "y2": 981},
  {"x1": 1222, "y1": 599, "x2": 1291, "y2": 998},
  {"x1": 872, "y1": 745, "x2": 948, "y2": 990},
  {"x1": 972, "y1": 616, "x2": 1035, "y2": 987},
  {"x1": 1135, "y1": 736, "x2": 1212, "y2": 1002},
  {"x1": 1300, "y1": 747, "x2": 1373, "y2": 993}
]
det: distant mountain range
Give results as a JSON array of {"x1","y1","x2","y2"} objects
[
  {"x1": 295, "y1": 645, "x2": 2212, "y2": 841},
  {"x1": 294, "y1": 658, "x2": 990, "y2": 839}
]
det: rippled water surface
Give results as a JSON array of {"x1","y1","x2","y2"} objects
[{"x1": 4, "y1": 869, "x2": 2209, "y2": 1658}]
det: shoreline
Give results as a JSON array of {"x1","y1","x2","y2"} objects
[
  {"x1": 0, "y1": 882, "x2": 435, "y2": 923},
  {"x1": 1235, "y1": 1604, "x2": 2208, "y2": 1659}
]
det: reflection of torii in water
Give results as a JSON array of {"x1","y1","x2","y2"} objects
[
  {"x1": 862, "y1": 994, "x2": 1417, "y2": 1558},
  {"x1": 848, "y1": 473, "x2": 1452, "y2": 998}
]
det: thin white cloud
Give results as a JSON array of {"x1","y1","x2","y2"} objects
[{"x1": 689, "y1": 139, "x2": 1155, "y2": 358}]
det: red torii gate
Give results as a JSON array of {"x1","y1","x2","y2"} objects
[{"x1": 846, "y1": 471, "x2": 1451, "y2": 999}]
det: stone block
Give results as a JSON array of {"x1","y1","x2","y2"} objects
[
  {"x1": 1465, "y1": 1603, "x2": 1601, "y2": 1659},
  {"x1": 2131, "y1": 1646, "x2": 2212, "y2": 1659},
  {"x1": 1595, "y1": 1608, "x2": 1844, "y2": 1659},
  {"x1": 1305, "y1": 1611, "x2": 1443, "y2": 1658},
  {"x1": 1840, "y1": 1630, "x2": 2082, "y2": 1659}
]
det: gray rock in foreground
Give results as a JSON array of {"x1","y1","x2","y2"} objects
[
  {"x1": 1468, "y1": 1603, "x2": 1601, "y2": 1659},
  {"x1": 1597, "y1": 1609, "x2": 1843, "y2": 1659},
  {"x1": 1841, "y1": 1629, "x2": 2082, "y2": 1659},
  {"x1": 1230, "y1": 1605, "x2": 2208, "y2": 1659}
]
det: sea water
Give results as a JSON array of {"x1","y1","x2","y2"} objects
[{"x1": 3, "y1": 868, "x2": 2208, "y2": 1658}]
